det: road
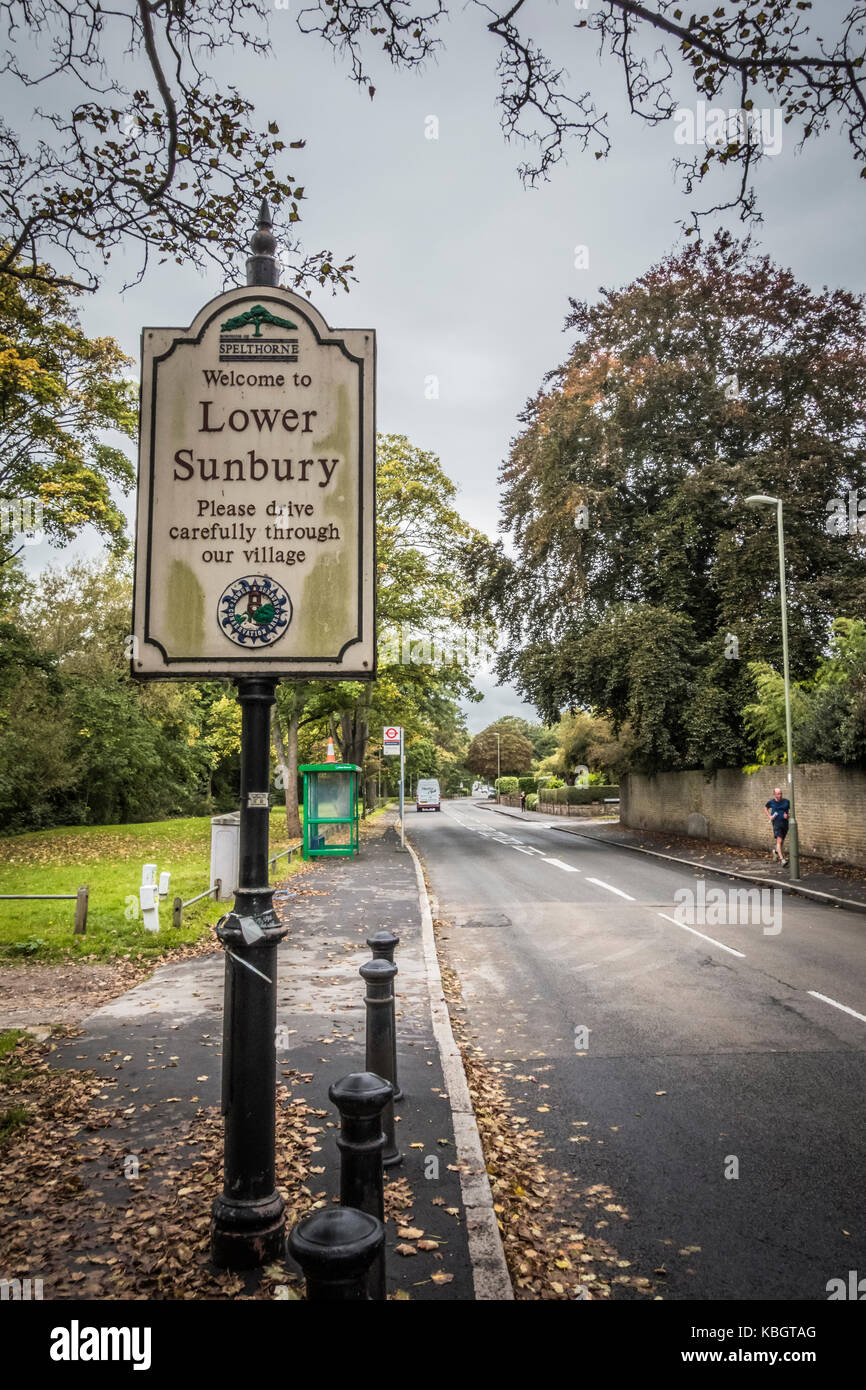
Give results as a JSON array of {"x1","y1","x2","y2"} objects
[{"x1": 407, "y1": 798, "x2": 866, "y2": 1300}]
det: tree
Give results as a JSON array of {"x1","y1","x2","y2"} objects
[
  {"x1": 466, "y1": 723, "x2": 534, "y2": 778},
  {"x1": 404, "y1": 735, "x2": 441, "y2": 784},
  {"x1": 0, "y1": 269, "x2": 137, "y2": 557},
  {"x1": 1, "y1": 0, "x2": 352, "y2": 292},
  {"x1": 492, "y1": 715, "x2": 558, "y2": 762},
  {"x1": 269, "y1": 434, "x2": 489, "y2": 825},
  {"x1": 272, "y1": 681, "x2": 317, "y2": 838},
  {"x1": 470, "y1": 233, "x2": 866, "y2": 772},
  {"x1": 743, "y1": 617, "x2": 866, "y2": 766},
  {"x1": 304, "y1": 0, "x2": 866, "y2": 225},
  {"x1": 557, "y1": 709, "x2": 633, "y2": 782},
  {"x1": 0, "y1": 554, "x2": 216, "y2": 829}
]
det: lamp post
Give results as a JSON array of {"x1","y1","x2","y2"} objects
[
  {"x1": 745, "y1": 494, "x2": 799, "y2": 879},
  {"x1": 494, "y1": 731, "x2": 501, "y2": 787}
]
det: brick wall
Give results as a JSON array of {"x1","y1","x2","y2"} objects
[{"x1": 620, "y1": 764, "x2": 866, "y2": 869}]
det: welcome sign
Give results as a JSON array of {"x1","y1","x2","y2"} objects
[{"x1": 131, "y1": 286, "x2": 375, "y2": 678}]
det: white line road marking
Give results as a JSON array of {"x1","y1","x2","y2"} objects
[
  {"x1": 542, "y1": 858, "x2": 580, "y2": 873},
  {"x1": 513, "y1": 846, "x2": 536, "y2": 855},
  {"x1": 808, "y1": 991, "x2": 866, "y2": 1025},
  {"x1": 587, "y1": 877, "x2": 635, "y2": 900},
  {"x1": 657, "y1": 912, "x2": 746, "y2": 959}
]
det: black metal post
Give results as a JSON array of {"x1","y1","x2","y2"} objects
[
  {"x1": 360, "y1": 958, "x2": 403, "y2": 1167},
  {"x1": 289, "y1": 1208, "x2": 384, "y2": 1301},
  {"x1": 329, "y1": 1072, "x2": 392, "y2": 1300},
  {"x1": 211, "y1": 202, "x2": 288, "y2": 1270},
  {"x1": 367, "y1": 930, "x2": 401, "y2": 1100},
  {"x1": 211, "y1": 675, "x2": 287, "y2": 1268}
]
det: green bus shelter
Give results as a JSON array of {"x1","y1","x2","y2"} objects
[{"x1": 300, "y1": 763, "x2": 362, "y2": 859}]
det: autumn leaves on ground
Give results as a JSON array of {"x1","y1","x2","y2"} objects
[
  {"x1": 2, "y1": 808, "x2": 653, "y2": 1301},
  {"x1": 435, "y1": 947, "x2": 658, "y2": 1302}
]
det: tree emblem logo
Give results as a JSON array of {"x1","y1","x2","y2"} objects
[
  {"x1": 220, "y1": 304, "x2": 298, "y2": 337},
  {"x1": 217, "y1": 575, "x2": 292, "y2": 647}
]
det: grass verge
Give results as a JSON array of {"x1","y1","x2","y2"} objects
[{"x1": 0, "y1": 811, "x2": 302, "y2": 963}]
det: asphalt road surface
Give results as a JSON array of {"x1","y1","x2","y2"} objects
[{"x1": 408, "y1": 798, "x2": 866, "y2": 1301}]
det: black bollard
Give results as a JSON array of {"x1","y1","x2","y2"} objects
[
  {"x1": 329, "y1": 1071, "x2": 392, "y2": 1300},
  {"x1": 359, "y1": 958, "x2": 403, "y2": 1167},
  {"x1": 366, "y1": 930, "x2": 402, "y2": 1100},
  {"x1": 288, "y1": 1207, "x2": 384, "y2": 1301}
]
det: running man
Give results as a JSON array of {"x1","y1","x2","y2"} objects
[{"x1": 764, "y1": 786, "x2": 791, "y2": 866}]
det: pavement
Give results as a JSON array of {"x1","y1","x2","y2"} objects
[
  {"x1": 46, "y1": 810, "x2": 508, "y2": 1300},
  {"x1": 486, "y1": 803, "x2": 866, "y2": 913},
  {"x1": 407, "y1": 798, "x2": 866, "y2": 1301}
]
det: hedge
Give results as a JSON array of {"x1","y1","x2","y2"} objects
[
  {"x1": 495, "y1": 776, "x2": 519, "y2": 794},
  {"x1": 525, "y1": 793, "x2": 539, "y2": 811},
  {"x1": 541, "y1": 784, "x2": 620, "y2": 805}
]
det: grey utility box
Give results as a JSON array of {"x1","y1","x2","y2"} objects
[{"x1": 210, "y1": 813, "x2": 240, "y2": 901}]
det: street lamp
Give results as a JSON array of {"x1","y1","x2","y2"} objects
[
  {"x1": 745, "y1": 494, "x2": 799, "y2": 879},
  {"x1": 494, "y1": 731, "x2": 501, "y2": 788}
]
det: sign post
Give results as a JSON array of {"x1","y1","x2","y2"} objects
[
  {"x1": 131, "y1": 201, "x2": 375, "y2": 1270},
  {"x1": 382, "y1": 726, "x2": 404, "y2": 850}
]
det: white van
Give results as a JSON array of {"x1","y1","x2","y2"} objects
[{"x1": 416, "y1": 778, "x2": 441, "y2": 812}]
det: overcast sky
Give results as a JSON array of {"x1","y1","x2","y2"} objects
[{"x1": 19, "y1": 1, "x2": 864, "y2": 732}]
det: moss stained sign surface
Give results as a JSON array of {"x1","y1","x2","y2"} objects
[{"x1": 131, "y1": 286, "x2": 375, "y2": 678}]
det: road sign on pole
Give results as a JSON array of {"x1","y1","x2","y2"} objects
[
  {"x1": 382, "y1": 727, "x2": 405, "y2": 846},
  {"x1": 399, "y1": 732, "x2": 405, "y2": 850},
  {"x1": 129, "y1": 199, "x2": 377, "y2": 1271}
]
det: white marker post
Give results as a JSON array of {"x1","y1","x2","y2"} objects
[{"x1": 140, "y1": 883, "x2": 160, "y2": 932}]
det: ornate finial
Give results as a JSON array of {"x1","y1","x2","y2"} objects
[{"x1": 246, "y1": 197, "x2": 279, "y2": 287}]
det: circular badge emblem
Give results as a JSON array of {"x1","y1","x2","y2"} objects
[{"x1": 218, "y1": 575, "x2": 292, "y2": 647}]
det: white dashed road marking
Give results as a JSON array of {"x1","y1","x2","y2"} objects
[
  {"x1": 657, "y1": 912, "x2": 746, "y2": 959},
  {"x1": 543, "y1": 858, "x2": 580, "y2": 873},
  {"x1": 808, "y1": 991, "x2": 866, "y2": 1025},
  {"x1": 586, "y1": 877, "x2": 635, "y2": 900}
]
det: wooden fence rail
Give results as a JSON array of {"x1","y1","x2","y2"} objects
[{"x1": 0, "y1": 886, "x2": 89, "y2": 934}]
